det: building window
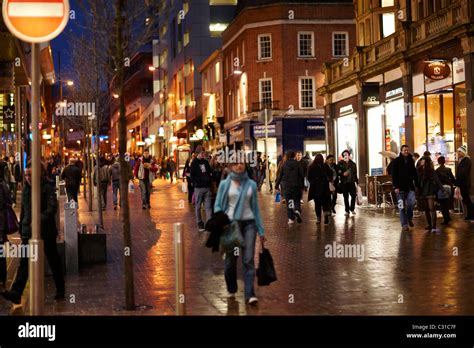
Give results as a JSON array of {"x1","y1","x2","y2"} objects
[
  {"x1": 381, "y1": 12, "x2": 396, "y2": 38},
  {"x1": 298, "y1": 32, "x2": 314, "y2": 58},
  {"x1": 381, "y1": 0, "x2": 394, "y2": 6},
  {"x1": 184, "y1": 30, "x2": 190, "y2": 46},
  {"x1": 215, "y1": 61, "x2": 220, "y2": 83},
  {"x1": 332, "y1": 32, "x2": 348, "y2": 57},
  {"x1": 258, "y1": 34, "x2": 272, "y2": 60},
  {"x1": 259, "y1": 78, "x2": 272, "y2": 108},
  {"x1": 299, "y1": 77, "x2": 315, "y2": 109}
]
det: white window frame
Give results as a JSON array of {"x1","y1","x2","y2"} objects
[
  {"x1": 259, "y1": 78, "x2": 273, "y2": 108},
  {"x1": 258, "y1": 34, "x2": 272, "y2": 60},
  {"x1": 297, "y1": 31, "x2": 315, "y2": 58},
  {"x1": 298, "y1": 76, "x2": 316, "y2": 109},
  {"x1": 332, "y1": 31, "x2": 349, "y2": 57}
]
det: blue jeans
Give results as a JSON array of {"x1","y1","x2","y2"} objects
[
  {"x1": 397, "y1": 190, "x2": 416, "y2": 227},
  {"x1": 194, "y1": 187, "x2": 212, "y2": 224},
  {"x1": 224, "y1": 220, "x2": 257, "y2": 300},
  {"x1": 112, "y1": 180, "x2": 120, "y2": 206},
  {"x1": 139, "y1": 180, "x2": 151, "y2": 206}
]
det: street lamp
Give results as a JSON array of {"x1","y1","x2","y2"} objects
[
  {"x1": 69, "y1": 128, "x2": 74, "y2": 133},
  {"x1": 66, "y1": 80, "x2": 74, "y2": 86},
  {"x1": 148, "y1": 66, "x2": 156, "y2": 72},
  {"x1": 113, "y1": 93, "x2": 119, "y2": 99}
]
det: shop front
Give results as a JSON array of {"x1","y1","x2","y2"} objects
[
  {"x1": 281, "y1": 118, "x2": 326, "y2": 157},
  {"x1": 334, "y1": 96, "x2": 359, "y2": 163},
  {"x1": 411, "y1": 58, "x2": 467, "y2": 173},
  {"x1": 252, "y1": 121, "x2": 282, "y2": 168},
  {"x1": 366, "y1": 81, "x2": 406, "y2": 176},
  {"x1": 228, "y1": 126, "x2": 245, "y2": 150}
]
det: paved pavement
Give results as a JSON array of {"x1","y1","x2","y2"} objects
[{"x1": 1, "y1": 178, "x2": 474, "y2": 316}]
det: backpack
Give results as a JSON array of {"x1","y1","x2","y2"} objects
[{"x1": 99, "y1": 165, "x2": 109, "y2": 182}]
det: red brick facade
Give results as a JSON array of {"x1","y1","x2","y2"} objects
[{"x1": 222, "y1": 2, "x2": 356, "y2": 127}]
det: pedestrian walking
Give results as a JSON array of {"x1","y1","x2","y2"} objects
[
  {"x1": 167, "y1": 157, "x2": 176, "y2": 183},
  {"x1": 391, "y1": 145, "x2": 419, "y2": 231},
  {"x1": 160, "y1": 157, "x2": 168, "y2": 180},
  {"x1": 7, "y1": 156, "x2": 21, "y2": 208},
  {"x1": 455, "y1": 145, "x2": 474, "y2": 221},
  {"x1": 435, "y1": 156, "x2": 455, "y2": 225},
  {"x1": 418, "y1": 156, "x2": 444, "y2": 232},
  {"x1": 0, "y1": 157, "x2": 10, "y2": 184},
  {"x1": 190, "y1": 146, "x2": 213, "y2": 231},
  {"x1": 337, "y1": 150, "x2": 359, "y2": 216},
  {"x1": 2, "y1": 163, "x2": 65, "y2": 304},
  {"x1": 0, "y1": 175, "x2": 11, "y2": 293},
  {"x1": 326, "y1": 155, "x2": 339, "y2": 215},
  {"x1": 214, "y1": 161, "x2": 266, "y2": 305},
  {"x1": 133, "y1": 149, "x2": 158, "y2": 210},
  {"x1": 276, "y1": 154, "x2": 287, "y2": 204},
  {"x1": 61, "y1": 158, "x2": 82, "y2": 204},
  {"x1": 275, "y1": 151, "x2": 305, "y2": 225},
  {"x1": 94, "y1": 157, "x2": 110, "y2": 211},
  {"x1": 183, "y1": 156, "x2": 194, "y2": 203},
  {"x1": 109, "y1": 155, "x2": 121, "y2": 210},
  {"x1": 307, "y1": 154, "x2": 332, "y2": 225}
]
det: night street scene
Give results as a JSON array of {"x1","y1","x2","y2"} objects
[{"x1": 0, "y1": 0, "x2": 473, "y2": 346}]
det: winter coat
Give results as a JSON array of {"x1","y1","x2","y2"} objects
[
  {"x1": 61, "y1": 164, "x2": 82, "y2": 188},
  {"x1": 190, "y1": 158, "x2": 212, "y2": 188},
  {"x1": 307, "y1": 163, "x2": 332, "y2": 203},
  {"x1": 419, "y1": 171, "x2": 443, "y2": 198},
  {"x1": 391, "y1": 154, "x2": 418, "y2": 192},
  {"x1": 337, "y1": 160, "x2": 359, "y2": 185},
  {"x1": 109, "y1": 162, "x2": 121, "y2": 181},
  {"x1": 205, "y1": 211, "x2": 231, "y2": 252},
  {"x1": 20, "y1": 180, "x2": 58, "y2": 240},
  {"x1": 134, "y1": 157, "x2": 157, "y2": 183},
  {"x1": 435, "y1": 165, "x2": 455, "y2": 188},
  {"x1": 275, "y1": 159, "x2": 305, "y2": 192},
  {"x1": 167, "y1": 159, "x2": 176, "y2": 172},
  {"x1": 94, "y1": 165, "x2": 110, "y2": 185},
  {"x1": 0, "y1": 162, "x2": 10, "y2": 184},
  {"x1": 0, "y1": 181, "x2": 10, "y2": 243},
  {"x1": 456, "y1": 156, "x2": 472, "y2": 188},
  {"x1": 7, "y1": 162, "x2": 21, "y2": 183}
]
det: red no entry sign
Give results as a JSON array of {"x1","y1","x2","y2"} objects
[{"x1": 2, "y1": 0, "x2": 70, "y2": 43}]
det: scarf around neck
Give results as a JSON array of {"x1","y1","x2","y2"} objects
[{"x1": 227, "y1": 171, "x2": 252, "y2": 221}]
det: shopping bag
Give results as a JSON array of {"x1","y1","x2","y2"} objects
[
  {"x1": 257, "y1": 247, "x2": 277, "y2": 286},
  {"x1": 181, "y1": 182, "x2": 188, "y2": 193},
  {"x1": 128, "y1": 180, "x2": 135, "y2": 194},
  {"x1": 454, "y1": 187, "x2": 462, "y2": 200},
  {"x1": 275, "y1": 191, "x2": 281, "y2": 203},
  {"x1": 356, "y1": 185, "x2": 363, "y2": 205},
  {"x1": 6, "y1": 205, "x2": 19, "y2": 235},
  {"x1": 166, "y1": 172, "x2": 170, "y2": 180},
  {"x1": 437, "y1": 185, "x2": 451, "y2": 200}
]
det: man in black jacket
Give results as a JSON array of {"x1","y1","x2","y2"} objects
[
  {"x1": 61, "y1": 158, "x2": 82, "y2": 203},
  {"x1": 275, "y1": 151, "x2": 305, "y2": 224},
  {"x1": 190, "y1": 146, "x2": 213, "y2": 231},
  {"x1": 337, "y1": 150, "x2": 359, "y2": 216},
  {"x1": 391, "y1": 145, "x2": 419, "y2": 231},
  {"x1": 455, "y1": 145, "x2": 474, "y2": 221},
  {"x1": 7, "y1": 156, "x2": 21, "y2": 207},
  {"x1": 2, "y1": 164, "x2": 65, "y2": 304}
]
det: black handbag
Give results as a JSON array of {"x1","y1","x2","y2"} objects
[{"x1": 257, "y1": 246, "x2": 277, "y2": 286}]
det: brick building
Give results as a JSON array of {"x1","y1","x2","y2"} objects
[{"x1": 221, "y1": 0, "x2": 355, "y2": 163}]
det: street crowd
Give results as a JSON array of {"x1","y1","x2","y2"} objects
[{"x1": 0, "y1": 141, "x2": 472, "y2": 308}]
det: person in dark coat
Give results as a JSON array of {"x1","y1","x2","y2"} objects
[
  {"x1": 167, "y1": 157, "x2": 176, "y2": 183},
  {"x1": 435, "y1": 156, "x2": 455, "y2": 225},
  {"x1": 391, "y1": 145, "x2": 419, "y2": 231},
  {"x1": 0, "y1": 175, "x2": 10, "y2": 292},
  {"x1": 183, "y1": 156, "x2": 194, "y2": 203},
  {"x1": 455, "y1": 145, "x2": 474, "y2": 220},
  {"x1": 337, "y1": 150, "x2": 359, "y2": 216},
  {"x1": 2, "y1": 163, "x2": 65, "y2": 304},
  {"x1": 307, "y1": 154, "x2": 332, "y2": 225},
  {"x1": 275, "y1": 151, "x2": 305, "y2": 225},
  {"x1": 418, "y1": 156, "x2": 444, "y2": 232},
  {"x1": 326, "y1": 155, "x2": 339, "y2": 214},
  {"x1": 61, "y1": 158, "x2": 82, "y2": 203}
]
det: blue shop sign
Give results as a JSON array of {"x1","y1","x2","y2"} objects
[
  {"x1": 305, "y1": 118, "x2": 325, "y2": 137},
  {"x1": 253, "y1": 124, "x2": 276, "y2": 137}
]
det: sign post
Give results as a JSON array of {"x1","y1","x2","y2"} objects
[
  {"x1": 259, "y1": 109, "x2": 273, "y2": 193},
  {"x1": 3, "y1": 0, "x2": 70, "y2": 315}
]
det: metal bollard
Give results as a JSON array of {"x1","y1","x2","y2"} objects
[
  {"x1": 174, "y1": 223, "x2": 186, "y2": 315},
  {"x1": 64, "y1": 200, "x2": 79, "y2": 273}
]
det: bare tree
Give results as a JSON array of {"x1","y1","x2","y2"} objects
[{"x1": 70, "y1": 0, "x2": 156, "y2": 310}]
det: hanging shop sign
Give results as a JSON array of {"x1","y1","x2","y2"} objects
[
  {"x1": 2, "y1": 105, "x2": 15, "y2": 124},
  {"x1": 423, "y1": 61, "x2": 451, "y2": 80},
  {"x1": 385, "y1": 87, "x2": 404, "y2": 102},
  {"x1": 339, "y1": 104, "x2": 354, "y2": 117},
  {"x1": 362, "y1": 83, "x2": 381, "y2": 106}
]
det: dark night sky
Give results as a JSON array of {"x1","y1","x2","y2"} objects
[{"x1": 51, "y1": 0, "x2": 83, "y2": 78}]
